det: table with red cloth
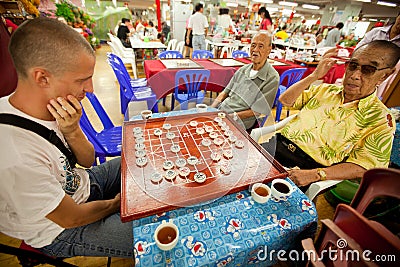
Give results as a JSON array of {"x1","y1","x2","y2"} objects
[
  {"x1": 144, "y1": 58, "x2": 303, "y2": 99},
  {"x1": 303, "y1": 62, "x2": 346, "y2": 84}
]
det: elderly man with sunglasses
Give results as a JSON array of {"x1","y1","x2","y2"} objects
[{"x1": 261, "y1": 40, "x2": 399, "y2": 188}]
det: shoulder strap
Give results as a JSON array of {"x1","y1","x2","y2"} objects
[{"x1": 0, "y1": 113, "x2": 77, "y2": 168}]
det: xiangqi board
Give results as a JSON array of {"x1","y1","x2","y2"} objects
[{"x1": 121, "y1": 111, "x2": 287, "y2": 222}]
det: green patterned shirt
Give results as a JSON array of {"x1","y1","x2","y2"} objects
[{"x1": 281, "y1": 84, "x2": 396, "y2": 169}]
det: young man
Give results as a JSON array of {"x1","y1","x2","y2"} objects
[
  {"x1": 262, "y1": 40, "x2": 399, "y2": 187},
  {"x1": 211, "y1": 32, "x2": 279, "y2": 130},
  {"x1": 324, "y1": 22, "x2": 344, "y2": 47},
  {"x1": 0, "y1": 18, "x2": 133, "y2": 258},
  {"x1": 187, "y1": 3, "x2": 209, "y2": 51}
]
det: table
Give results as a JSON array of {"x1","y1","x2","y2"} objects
[
  {"x1": 273, "y1": 39, "x2": 315, "y2": 51},
  {"x1": 132, "y1": 178, "x2": 317, "y2": 266},
  {"x1": 129, "y1": 38, "x2": 167, "y2": 49},
  {"x1": 127, "y1": 109, "x2": 318, "y2": 266},
  {"x1": 144, "y1": 58, "x2": 303, "y2": 99}
]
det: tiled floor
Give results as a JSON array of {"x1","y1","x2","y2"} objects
[{"x1": 0, "y1": 44, "x2": 335, "y2": 267}]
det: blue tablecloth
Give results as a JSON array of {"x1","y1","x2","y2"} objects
[
  {"x1": 130, "y1": 108, "x2": 317, "y2": 266},
  {"x1": 132, "y1": 178, "x2": 317, "y2": 266}
]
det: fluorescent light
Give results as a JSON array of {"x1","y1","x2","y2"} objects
[
  {"x1": 377, "y1": 1, "x2": 397, "y2": 7},
  {"x1": 355, "y1": 0, "x2": 371, "y2": 2},
  {"x1": 278, "y1": 1, "x2": 298, "y2": 7},
  {"x1": 267, "y1": 7, "x2": 279, "y2": 12},
  {"x1": 253, "y1": 0, "x2": 274, "y2": 3},
  {"x1": 226, "y1": 3, "x2": 238, "y2": 7},
  {"x1": 302, "y1": 4, "x2": 320, "y2": 10},
  {"x1": 369, "y1": 18, "x2": 377, "y2": 21}
]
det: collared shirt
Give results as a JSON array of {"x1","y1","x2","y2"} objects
[
  {"x1": 357, "y1": 24, "x2": 400, "y2": 48},
  {"x1": 280, "y1": 84, "x2": 396, "y2": 169},
  {"x1": 188, "y1": 12, "x2": 209, "y2": 35},
  {"x1": 324, "y1": 28, "x2": 341, "y2": 47},
  {"x1": 219, "y1": 62, "x2": 279, "y2": 129}
]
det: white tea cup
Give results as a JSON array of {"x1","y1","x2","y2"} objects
[
  {"x1": 141, "y1": 110, "x2": 152, "y2": 120},
  {"x1": 154, "y1": 222, "x2": 179, "y2": 251},
  {"x1": 250, "y1": 183, "x2": 271, "y2": 204},
  {"x1": 271, "y1": 179, "x2": 294, "y2": 199},
  {"x1": 196, "y1": 104, "x2": 208, "y2": 113}
]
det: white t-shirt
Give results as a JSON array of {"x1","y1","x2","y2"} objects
[
  {"x1": 0, "y1": 96, "x2": 90, "y2": 248},
  {"x1": 188, "y1": 12, "x2": 209, "y2": 35}
]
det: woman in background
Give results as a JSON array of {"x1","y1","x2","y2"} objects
[
  {"x1": 258, "y1": 7, "x2": 273, "y2": 33},
  {"x1": 183, "y1": 11, "x2": 195, "y2": 58}
]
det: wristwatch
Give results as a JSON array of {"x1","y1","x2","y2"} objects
[{"x1": 317, "y1": 168, "x2": 327, "y2": 181}]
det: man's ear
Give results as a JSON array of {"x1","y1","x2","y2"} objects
[
  {"x1": 379, "y1": 68, "x2": 396, "y2": 84},
  {"x1": 32, "y1": 68, "x2": 51, "y2": 87}
]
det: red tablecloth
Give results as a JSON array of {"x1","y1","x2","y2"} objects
[
  {"x1": 303, "y1": 62, "x2": 346, "y2": 84},
  {"x1": 144, "y1": 58, "x2": 303, "y2": 99}
]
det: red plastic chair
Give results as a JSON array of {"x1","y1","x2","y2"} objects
[
  {"x1": 350, "y1": 168, "x2": 400, "y2": 214},
  {"x1": 302, "y1": 217, "x2": 377, "y2": 267},
  {"x1": 333, "y1": 204, "x2": 400, "y2": 267}
]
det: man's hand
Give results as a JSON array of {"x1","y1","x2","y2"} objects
[
  {"x1": 312, "y1": 48, "x2": 338, "y2": 80},
  {"x1": 288, "y1": 169, "x2": 320, "y2": 187},
  {"x1": 47, "y1": 95, "x2": 82, "y2": 137}
]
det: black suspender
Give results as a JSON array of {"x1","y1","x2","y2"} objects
[{"x1": 0, "y1": 113, "x2": 77, "y2": 168}]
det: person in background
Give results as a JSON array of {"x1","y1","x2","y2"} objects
[
  {"x1": 0, "y1": 17, "x2": 133, "y2": 259},
  {"x1": 316, "y1": 33, "x2": 325, "y2": 48},
  {"x1": 145, "y1": 21, "x2": 158, "y2": 40},
  {"x1": 135, "y1": 19, "x2": 145, "y2": 32},
  {"x1": 187, "y1": 3, "x2": 209, "y2": 51},
  {"x1": 357, "y1": 13, "x2": 400, "y2": 47},
  {"x1": 117, "y1": 18, "x2": 132, "y2": 48},
  {"x1": 161, "y1": 21, "x2": 170, "y2": 43},
  {"x1": 258, "y1": 7, "x2": 273, "y2": 33},
  {"x1": 183, "y1": 11, "x2": 195, "y2": 58},
  {"x1": 211, "y1": 32, "x2": 279, "y2": 130},
  {"x1": 340, "y1": 32, "x2": 358, "y2": 47},
  {"x1": 261, "y1": 40, "x2": 399, "y2": 187},
  {"x1": 275, "y1": 25, "x2": 289, "y2": 41},
  {"x1": 324, "y1": 22, "x2": 344, "y2": 47}
]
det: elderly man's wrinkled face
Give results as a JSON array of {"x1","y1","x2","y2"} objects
[
  {"x1": 343, "y1": 46, "x2": 392, "y2": 102},
  {"x1": 250, "y1": 33, "x2": 271, "y2": 68}
]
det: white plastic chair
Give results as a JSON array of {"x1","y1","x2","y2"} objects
[
  {"x1": 107, "y1": 41, "x2": 138, "y2": 79},
  {"x1": 107, "y1": 33, "x2": 133, "y2": 54},
  {"x1": 250, "y1": 113, "x2": 340, "y2": 201},
  {"x1": 219, "y1": 45, "x2": 238, "y2": 58},
  {"x1": 241, "y1": 45, "x2": 250, "y2": 55},
  {"x1": 175, "y1": 41, "x2": 185, "y2": 54},
  {"x1": 166, "y1": 39, "x2": 177, "y2": 51}
]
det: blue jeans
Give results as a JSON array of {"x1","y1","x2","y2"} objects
[
  {"x1": 38, "y1": 158, "x2": 133, "y2": 258},
  {"x1": 192, "y1": 35, "x2": 206, "y2": 50}
]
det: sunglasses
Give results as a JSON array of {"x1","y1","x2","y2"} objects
[{"x1": 345, "y1": 61, "x2": 391, "y2": 75}]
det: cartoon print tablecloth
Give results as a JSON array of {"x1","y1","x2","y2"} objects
[{"x1": 132, "y1": 178, "x2": 318, "y2": 266}]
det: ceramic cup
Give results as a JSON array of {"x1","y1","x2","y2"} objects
[
  {"x1": 271, "y1": 179, "x2": 294, "y2": 199},
  {"x1": 250, "y1": 183, "x2": 271, "y2": 204},
  {"x1": 196, "y1": 104, "x2": 208, "y2": 113},
  {"x1": 141, "y1": 110, "x2": 152, "y2": 120},
  {"x1": 154, "y1": 222, "x2": 179, "y2": 251}
]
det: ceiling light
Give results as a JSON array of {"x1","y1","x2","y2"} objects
[
  {"x1": 267, "y1": 7, "x2": 279, "y2": 12},
  {"x1": 278, "y1": 1, "x2": 298, "y2": 7},
  {"x1": 253, "y1": 0, "x2": 274, "y2": 3},
  {"x1": 369, "y1": 18, "x2": 377, "y2": 21},
  {"x1": 355, "y1": 0, "x2": 371, "y2": 2},
  {"x1": 377, "y1": 1, "x2": 397, "y2": 7},
  {"x1": 226, "y1": 3, "x2": 238, "y2": 7},
  {"x1": 302, "y1": 4, "x2": 320, "y2": 10}
]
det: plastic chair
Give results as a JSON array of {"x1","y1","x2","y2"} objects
[
  {"x1": 175, "y1": 41, "x2": 185, "y2": 54},
  {"x1": 350, "y1": 168, "x2": 400, "y2": 214},
  {"x1": 302, "y1": 217, "x2": 378, "y2": 267},
  {"x1": 158, "y1": 50, "x2": 183, "y2": 59},
  {"x1": 172, "y1": 69, "x2": 210, "y2": 110},
  {"x1": 241, "y1": 45, "x2": 250, "y2": 55},
  {"x1": 107, "y1": 41, "x2": 138, "y2": 79},
  {"x1": 80, "y1": 92, "x2": 122, "y2": 165},
  {"x1": 166, "y1": 38, "x2": 177, "y2": 50},
  {"x1": 192, "y1": 50, "x2": 214, "y2": 59},
  {"x1": 333, "y1": 204, "x2": 400, "y2": 266},
  {"x1": 111, "y1": 67, "x2": 158, "y2": 120},
  {"x1": 274, "y1": 68, "x2": 307, "y2": 121},
  {"x1": 219, "y1": 45, "x2": 237, "y2": 58},
  {"x1": 107, "y1": 53, "x2": 158, "y2": 119},
  {"x1": 232, "y1": 50, "x2": 249, "y2": 58}
]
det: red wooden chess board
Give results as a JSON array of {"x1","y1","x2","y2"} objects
[{"x1": 121, "y1": 111, "x2": 287, "y2": 222}]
